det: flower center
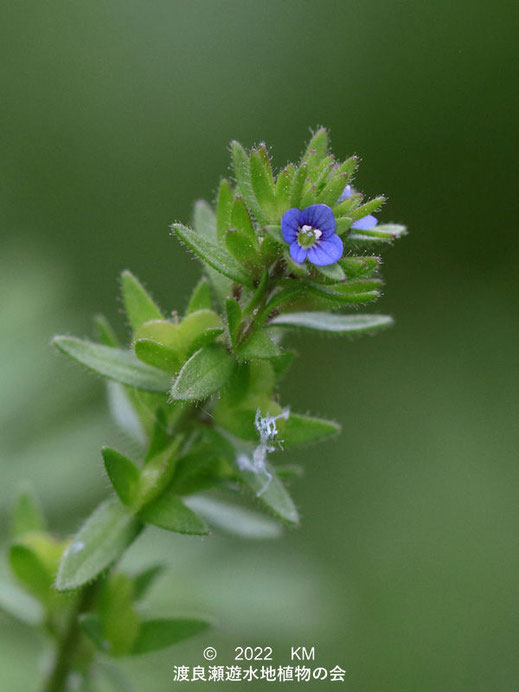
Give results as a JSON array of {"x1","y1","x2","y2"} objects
[{"x1": 297, "y1": 224, "x2": 322, "y2": 248}]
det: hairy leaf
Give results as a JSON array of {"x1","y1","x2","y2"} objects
[
  {"x1": 171, "y1": 223, "x2": 253, "y2": 287},
  {"x1": 185, "y1": 495, "x2": 281, "y2": 539},
  {"x1": 102, "y1": 448, "x2": 140, "y2": 507},
  {"x1": 132, "y1": 618, "x2": 210, "y2": 655},
  {"x1": 270, "y1": 312, "x2": 393, "y2": 335},
  {"x1": 236, "y1": 330, "x2": 281, "y2": 360},
  {"x1": 230, "y1": 140, "x2": 267, "y2": 224},
  {"x1": 238, "y1": 462, "x2": 299, "y2": 525},
  {"x1": 139, "y1": 492, "x2": 208, "y2": 535},
  {"x1": 94, "y1": 314, "x2": 120, "y2": 347},
  {"x1": 53, "y1": 337, "x2": 172, "y2": 392},
  {"x1": 216, "y1": 178, "x2": 234, "y2": 241},
  {"x1": 134, "y1": 338, "x2": 180, "y2": 373},
  {"x1": 121, "y1": 270, "x2": 163, "y2": 331},
  {"x1": 170, "y1": 344, "x2": 234, "y2": 401},
  {"x1": 56, "y1": 498, "x2": 141, "y2": 591},
  {"x1": 9, "y1": 544, "x2": 53, "y2": 604},
  {"x1": 193, "y1": 199, "x2": 217, "y2": 241},
  {"x1": 282, "y1": 413, "x2": 340, "y2": 447}
]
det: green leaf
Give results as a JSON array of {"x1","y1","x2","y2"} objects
[
  {"x1": 135, "y1": 311, "x2": 223, "y2": 365},
  {"x1": 230, "y1": 141, "x2": 267, "y2": 224},
  {"x1": 218, "y1": 361, "x2": 251, "y2": 407},
  {"x1": 170, "y1": 448, "x2": 221, "y2": 496},
  {"x1": 121, "y1": 270, "x2": 163, "y2": 332},
  {"x1": 275, "y1": 164, "x2": 295, "y2": 213},
  {"x1": 216, "y1": 178, "x2": 234, "y2": 241},
  {"x1": 314, "y1": 154, "x2": 335, "y2": 187},
  {"x1": 282, "y1": 413, "x2": 340, "y2": 447},
  {"x1": 250, "y1": 147, "x2": 276, "y2": 217},
  {"x1": 350, "y1": 196, "x2": 386, "y2": 219},
  {"x1": 334, "y1": 191, "x2": 363, "y2": 216},
  {"x1": 177, "y1": 309, "x2": 223, "y2": 354},
  {"x1": 53, "y1": 337, "x2": 171, "y2": 391},
  {"x1": 231, "y1": 196, "x2": 257, "y2": 243},
  {"x1": 134, "y1": 338, "x2": 180, "y2": 373},
  {"x1": 137, "y1": 437, "x2": 184, "y2": 507},
  {"x1": 170, "y1": 343, "x2": 234, "y2": 401},
  {"x1": 334, "y1": 155, "x2": 358, "y2": 182},
  {"x1": 238, "y1": 462, "x2": 299, "y2": 525},
  {"x1": 171, "y1": 223, "x2": 253, "y2": 287},
  {"x1": 236, "y1": 329, "x2": 281, "y2": 360},
  {"x1": 300, "y1": 178, "x2": 317, "y2": 208},
  {"x1": 139, "y1": 492, "x2": 208, "y2": 535},
  {"x1": 132, "y1": 565, "x2": 164, "y2": 601},
  {"x1": 224, "y1": 229, "x2": 261, "y2": 270},
  {"x1": 366, "y1": 223, "x2": 407, "y2": 238},
  {"x1": 94, "y1": 314, "x2": 120, "y2": 347},
  {"x1": 185, "y1": 495, "x2": 281, "y2": 538},
  {"x1": 225, "y1": 298, "x2": 242, "y2": 346},
  {"x1": 270, "y1": 312, "x2": 393, "y2": 335},
  {"x1": 132, "y1": 618, "x2": 210, "y2": 655},
  {"x1": 102, "y1": 448, "x2": 140, "y2": 507},
  {"x1": 346, "y1": 224, "x2": 406, "y2": 246},
  {"x1": 9, "y1": 544, "x2": 53, "y2": 603},
  {"x1": 317, "y1": 172, "x2": 348, "y2": 207},
  {"x1": 11, "y1": 488, "x2": 46, "y2": 540},
  {"x1": 193, "y1": 199, "x2": 217, "y2": 241},
  {"x1": 315, "y1": 262, "x2": 346, "y2": 282},
  {"x1": 56, "y1": 498, "x2": 142, "y2": 591},
  {"x1": 305, "y1": 282, "x2": 380, "y2": 305},
  {"x1": 339, "y1": 256, "x2": 380, "y2": 279},
  {"x1": 244, "y1": 268, "x2": 269, "y2": 316},
  {"x1": 186, "y1": 277, "x2": 213, "y2": 314},
  {"x1": 301, "y1": 127, "x2": 329, "y2": 165},
  {"x1": 290, "y1": 162, "x2": 309, "y2": 207}
]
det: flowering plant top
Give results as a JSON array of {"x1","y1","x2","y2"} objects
[{"x1": 5, "y1": 128, "x2": 406, "y2": 690}]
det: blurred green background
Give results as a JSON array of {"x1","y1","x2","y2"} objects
[{"x1": 1, "y1": 1, "x2": 518, "y2": 690}]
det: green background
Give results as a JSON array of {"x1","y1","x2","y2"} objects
[{"x1": 1, "y1": 1, "x2": 517, "y2": 690}]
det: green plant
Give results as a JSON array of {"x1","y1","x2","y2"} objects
[{"x1": 3, "y1": 128, "x2": 405, "y2": 690}]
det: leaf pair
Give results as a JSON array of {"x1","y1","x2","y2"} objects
[
  {"x1": 80, "y1": 569, "x2": 209, "y2": 658},
  {"x1": 82, "y1": 612, "x2": 210, "y2": 658}
]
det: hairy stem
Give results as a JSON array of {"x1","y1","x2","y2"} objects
[{"x1": 42, "y1": 581, "x2": 98, "y2": 692}]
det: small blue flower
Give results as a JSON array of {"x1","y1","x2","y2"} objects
[
  {"x1": 340, "y1": 184, "x2": 378, "y2": 231},
  {"x1": 281, "y1": 204, "x2": 343, "y2": 266}
]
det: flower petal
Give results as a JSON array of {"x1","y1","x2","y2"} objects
[
  {"x1": 339, "y1": 184, "x2": 352, "y2": 201},
  {"x1": 351, "y1": 214, "x2": 378, "y2": 231},
  {"x1": 281, "y1": 208, "x2": 303, "y2": 243},
  {"x1": 307, "y1": 234, "x2": 343, "y2": 266},
  {"x1": 289, "y1": 241, "x2": 308, "y2": 264},
  {"x1": 301, "y1": 204, "x2": 336, "y2": 238}
]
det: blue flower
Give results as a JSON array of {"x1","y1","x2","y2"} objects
[
  {"x1": 281, "y1": 204, "x2": 343, "y2": 266},
  {"x1": 340, "y1": 185, "x2": 378, "y2": 231}
]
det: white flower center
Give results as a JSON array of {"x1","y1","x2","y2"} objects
[{"x1": 299, "y1": 224, "x2": 322, "y2": 245}]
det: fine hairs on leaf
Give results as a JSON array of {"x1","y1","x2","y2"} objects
[{"x1": 6, "y1": 129, "x2": 405, "y2": 691}]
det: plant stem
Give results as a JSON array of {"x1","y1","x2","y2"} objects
[{"x1": 41, "y1": 581, "x2": 98, "y2": 692}]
